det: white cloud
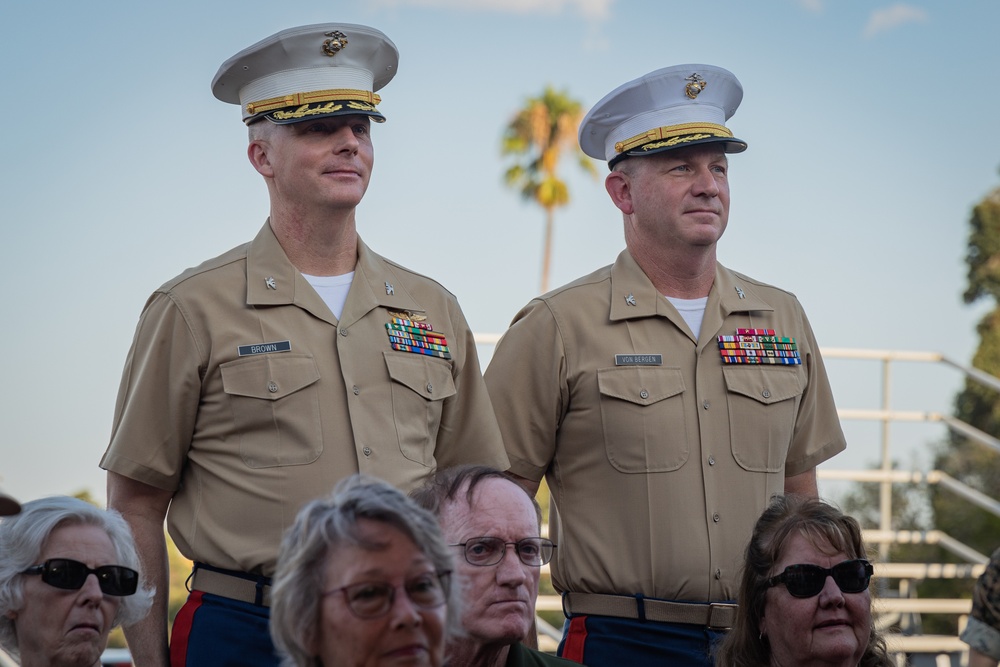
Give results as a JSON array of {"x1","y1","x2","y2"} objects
[
  {"x1": 795, "y1": 0, "x2": 824, "y2": 13},
  {"x1": 369, "y1": 0, "x2": 614, "y2": 21},
  {"x1": 864, "y1": 4, "x2": 928, "y2": 38}
]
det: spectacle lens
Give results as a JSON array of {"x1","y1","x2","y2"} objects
[
  {"x1": 453, "y1": 537, "x2": 555, "y2": 567},
  {"x1": 767, "y1": 559, "x2": 873, "y2": 598},
  {"x1": 329, "y1": 570, "x2": 451, "y2": 619},
  {"x1": 22, "y1": 558, "x2": 139, "y2": 596}
]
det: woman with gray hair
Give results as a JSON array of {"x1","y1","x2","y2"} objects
[
  {"x1": 270, "y1": 475, "x2": 460, "y2": 667},
  {"x1": 0, "y1": 495, "x2": 153, "y2": 666}
]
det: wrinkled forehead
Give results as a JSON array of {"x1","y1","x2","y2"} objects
[{"x1": 444, "y1": 478, "x2": 540, "y2": 535}]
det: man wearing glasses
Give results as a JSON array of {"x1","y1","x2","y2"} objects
[{"x1": 412, "y1": 465, "x2": 580, "y2": 667}]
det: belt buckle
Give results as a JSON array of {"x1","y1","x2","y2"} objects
[{"x1": 707, "y1": 602, "x2": 737, "y2": 630}]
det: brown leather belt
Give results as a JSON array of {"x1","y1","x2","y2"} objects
[
  {"x1": 190, "y1": 567, "x2": 272, "y2": 607},
  {"x1": 562, "y1": 592, "x2": 737, "y2": 629}
]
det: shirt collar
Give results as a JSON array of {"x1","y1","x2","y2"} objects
[
  {"x1": 246, "y1": 221, "x2": 423, "y2": 326},
  {"x1": 608, "y1": 249, "x2": 775, "y2": 321}
]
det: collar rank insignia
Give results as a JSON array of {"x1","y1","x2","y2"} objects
[
  {"x1": 385, "y1": 311, "x2": 452, "y2": 360},
  {"x1": 717, "y1": 328, "x2": 801, "y2": 365}
]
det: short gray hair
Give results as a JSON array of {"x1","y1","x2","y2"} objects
[
  {"x1": 0, "y1": 496, "x2": 154, "y2": 660},
  {"x1": 270, "y1": 475, "x2": 461, "y2": 667},
  {"x1": 410, "y1": 465, "x2": 541, "y2": 529}
]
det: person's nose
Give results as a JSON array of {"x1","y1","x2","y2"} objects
[
  {"x1": 817, "y1": 575, "x2": 846, "y2": 608},
  {"x1": 691, "y1": 166, "x2": 720, "y2": 197},
  {"x1": 388, "y1": 586, "x2": 423, "y2": 628},
  {"x1": 77, "y1": 573, "x2": 104, "y2": 606},
  {"x1": 331, "y1": 125, "x2": 359, "y2": 155},
  {"x1": 495, "y1": 544, "x2": 529, "y2": 587}
]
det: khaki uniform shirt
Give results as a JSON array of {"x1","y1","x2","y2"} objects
[
  {"x1": 484, "y1": 249, "x2": 845, "y2": 602},
  {"x1": 101, "y1": 222, "x2": 507, "y2": 575}
]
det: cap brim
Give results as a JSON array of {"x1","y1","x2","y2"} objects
[{"x1": 609, "y1": 135, "x2": 747, "y2": 169}]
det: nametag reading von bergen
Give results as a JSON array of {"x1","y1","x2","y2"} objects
[
  {"x1": 615, "y1": 354, "x2": 663, "y2": 366},
  {"x1": 237, "y1": 340, "x2": 292, "y2": 356}
]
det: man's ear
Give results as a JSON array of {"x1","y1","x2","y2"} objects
[
  {"x1": 605, "y1": 170, "x2": 635, "y2": 215},
  {"x1": 248, "y1": 139, "x2": 274, "y2": 178}
]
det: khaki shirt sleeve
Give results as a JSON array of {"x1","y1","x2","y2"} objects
[
  {"x1": 783, "y1": 306, "x2": 847, "y2": 476},
  {"x1": 433, "y1": 298, "x2": 509, "y2": 471},
  {"x1": 484, "y1": 299, "x2": 566, "y2": 482},
  {"x1": 101, "y1": 291, "x2": 202, "y2": 492}
]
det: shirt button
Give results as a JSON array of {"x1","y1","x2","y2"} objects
[
  {"x1": 426, "y1": 383, "x2": 433, "y2": 394},
  {"x1": 362, "y1": 447, "x2": 372, "y2": 457},
  {"x1": 713, "y1": 513, "x2": 721, "y2": 523},
  {"x1": 708, "y1": 456, "x2": 716, "y2": 466},
  {"x1": 702, "y1": 399, "x2": 710, "y2": 409},
  {"x1": 339, "y1": 328, "x2": 348, "y2": 337},
  {"x1": 352, "y1": 385, "x2": 360, "y2": 395},
  {"x1": 762, "y1": 389, "x2": 771, "y2": 399},
  {"x1": 267, "y1": 381, "x2": 278, "y2": 393},
  {"x1": 639, "y1": 389, "x2": 649, "y2": 399},
  {"x1": 715, "y1": 569, "x2": 722, "y2": 579}
]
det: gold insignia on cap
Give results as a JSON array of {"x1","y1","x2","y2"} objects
[
  {"x1": 614, "y1": 122, "x2": 733, "y2": 154},
  {"x1": 323, "y1": 30, "x2": 349, "y2": 57},
  {"x1": 246, "y1": 89, "x2": 382, "y2": 117},
  {"x1": 684, "y1": 73, "x2": 707, "y2": 99}
]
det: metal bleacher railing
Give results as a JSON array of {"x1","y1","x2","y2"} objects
[{"x1": 476, "y1": 337, "x2": 999, "y2": 663}]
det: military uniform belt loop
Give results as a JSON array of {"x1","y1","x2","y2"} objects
[
  {"x1": 562, "y1": 592, "x2": 737, "y2": 629},
  {"x1": 190, "y1": 563, "x2": 273, "y2": 608}
]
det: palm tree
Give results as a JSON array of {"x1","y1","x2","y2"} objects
[{"x1": 501, "y1": 86, "x2": 598, "y2": 293}]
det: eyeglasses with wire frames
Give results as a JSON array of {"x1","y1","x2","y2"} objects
[
  {"x1": 21, "y1": 558, "x2": 139, "y2": 596},
  {"x1": 323, "y1": 570, "x2": 451, "y2": 619},
  {"x1": 766, "y1": 558, "x2": 873, "y2": 598},
  {"x1": 450, "y1": 537, "x2": 555, "y2": 567}
]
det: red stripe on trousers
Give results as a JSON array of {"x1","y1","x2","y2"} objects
[
  {"x1": 170, "y1": 590, "x2": 204, "y2": 667},
  {"x1": 561, "y1": 615, "x2": 589, "y2": 663}
]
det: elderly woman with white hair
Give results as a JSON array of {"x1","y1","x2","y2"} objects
[
  {"x1": 0, "y1": 496, "x2": 153, "y2": 667},
  {"x1": 270, "y1": 475, "x2": 460, "y2": 667}
]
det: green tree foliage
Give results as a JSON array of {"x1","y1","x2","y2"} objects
[
  {"x1": 936, "y1": 181, "x2": 1000, "y2": 557},
  {"x1": 904, "y1": 179, "x2": 1000, "y2": 634},
  {"x1": 501, "y1": 86, "x2": 598, "y2": 293}
]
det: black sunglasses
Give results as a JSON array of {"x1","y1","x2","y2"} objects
[
  {"x1": 21, "y1": 558, "x2": 139, "y2": 596},
  {"x1": 766, "y1": 559, "x2": 873, "y2": 598}
]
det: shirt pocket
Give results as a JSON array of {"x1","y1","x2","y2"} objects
[
  {"x1": 597, "y1": 366, "x2": 689, "y2": 473},
  {"x1": 723, "y1": 366, "x2": 804, "y2": 472},
  {"x1": 220, "y1": 354, "x2": 323, "y2": 468},
  {"x1": 384, "y1": 351, "x2": 457, "y2": 466}
]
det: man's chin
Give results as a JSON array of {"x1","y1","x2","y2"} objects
[{"x1": 472, "y1": 615, "x2": 533, "y2": 645}]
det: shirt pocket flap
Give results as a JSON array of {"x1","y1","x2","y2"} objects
[
  {"x1": 384, "y1": 351, "x2": 457, "y2": 402},
  {"x1": 722, "y1": 366, "x2": 803, "y2": 405},
  {"x1": 597, "y1": 366, "x2": 685, "y2": 406},
  {"x1": 220, "y1": 354, "x2": 321, "y2": 401}
]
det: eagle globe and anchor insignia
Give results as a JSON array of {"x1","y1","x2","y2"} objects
[
  {"x1": 684, "y1": 73, "x2": 707, "y2": 99},
  {"x1": 322, "y1": 30, "x2": 348, "y2": 56}
]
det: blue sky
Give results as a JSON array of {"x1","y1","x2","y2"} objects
[{"x1": 2, "y1": 0, "x2": 998, "y2": 505}]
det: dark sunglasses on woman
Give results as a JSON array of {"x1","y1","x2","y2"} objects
[
  {"x1": 21, "y1": 558, "x2": 139, "y2": 596},
  {"x1": 766, "y1": 558, "x2": 873, "y2": 598}
]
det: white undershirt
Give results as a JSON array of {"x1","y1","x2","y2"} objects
[
  {"x1": 302, "y1": 272, "x2": 354, "y2": 320},
  {"x1": 666, "y1": 295, "x2": 708, "y2": 339}
]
